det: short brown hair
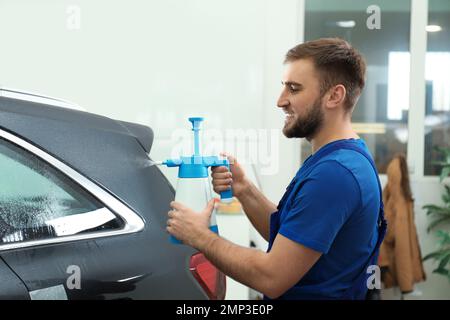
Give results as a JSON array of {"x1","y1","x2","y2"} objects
[{"x1": 285, "y1": 38, "x2": 366, "y2": 112}]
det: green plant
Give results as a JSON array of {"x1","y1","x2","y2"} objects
[
  {"x1": 423, "y1": 231, "x2": 450, "y2": 280},
  {"x1": 422, "y1": 184, "x2": 450, "y2": 232},
  {"x1": 422, "y1": 146, "x2": 450, "y2": 280},
  {"x1": 432, "y1": 146, "x2": 450, "y2": 182}
]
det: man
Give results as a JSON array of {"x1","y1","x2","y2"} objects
[{"x1": 167, "y1": 38, "x2": 386, "y2": 300}]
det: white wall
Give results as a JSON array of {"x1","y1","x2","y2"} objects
[{"x1": 0, "y1": 0, "x2": 264, "y2": 133}]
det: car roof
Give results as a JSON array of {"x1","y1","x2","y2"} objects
[
  {"x1": 0, "y1": 88, "x2": 154, "y2": 153},
  {"x1": 0, "y1": 90, "x2": 167, "y2": 217}
]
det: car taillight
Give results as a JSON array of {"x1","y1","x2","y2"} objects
[{"x1": 190, "y1": 252, "x2": 226, "y2": 300}]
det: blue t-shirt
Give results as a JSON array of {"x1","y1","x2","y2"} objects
[{"x1": 268, "y1": 139, "x2": 380, "y2": 300}]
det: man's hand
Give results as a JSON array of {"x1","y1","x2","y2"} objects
[
  {"x1": 167, "y1": 199, "x2": 216, "y2": 248},
  {"x1": 212, "y1": 153, "x2": 249, "y2": 198},
  {"x1": 212, "y1": 152, "x2": 276, "y2": 241}
]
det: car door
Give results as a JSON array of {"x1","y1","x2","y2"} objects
[
  {"x1": 0, "y1": 256, "x2": 29, "y2": 300},
  {"x1": 0, "y1": 134, "x2": 148, "y2": 300}
]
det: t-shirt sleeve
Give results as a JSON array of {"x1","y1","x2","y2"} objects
[{"x1": 278, "y1": 160, "x2": 361, "y2": 254}]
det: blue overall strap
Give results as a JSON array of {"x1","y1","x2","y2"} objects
[
  {"x1": 325, "y1": 142, "x2": 386, "y2": 229},
  {"x1": 330, "y1": 143, "x2": 387, "y2": 299}
]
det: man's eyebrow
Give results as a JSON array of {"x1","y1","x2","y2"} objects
[{"x1": 281, "y1": 81, "x2": 303, "y2": 87}]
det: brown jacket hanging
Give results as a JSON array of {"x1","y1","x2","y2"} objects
[{"x1": 378, "y1": 155, "x2": 426, "y2": 293}]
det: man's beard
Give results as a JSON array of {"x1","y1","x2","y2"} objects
[{"x1": 282, "y1": 97, "x2": 324, "y2": 139}]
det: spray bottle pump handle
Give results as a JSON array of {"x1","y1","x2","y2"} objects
[
  {"x1": 188, "y1": 117, "x2": 204, "y2": 130},
  {"x1": 188, "y1": 117, "x2": 204, "y2": 156}
]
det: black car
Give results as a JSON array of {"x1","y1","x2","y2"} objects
[{"x1": 0, "y1": 88, "x2": 226, "y2": 300}]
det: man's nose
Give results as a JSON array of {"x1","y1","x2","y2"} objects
[{"x1": 277, "y1": 91, "x2": 289, "y2": 109}]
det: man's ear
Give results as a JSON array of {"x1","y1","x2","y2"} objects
[{"x1": 324, "y1": 84, "x2": 346, "y2": 110}]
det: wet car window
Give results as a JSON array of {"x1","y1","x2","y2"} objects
[{"x1": 0, "y1": 137, "x2": 124, "y2": 245}]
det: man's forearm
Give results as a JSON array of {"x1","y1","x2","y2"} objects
[
  {"x1": 236, "y1": 180, "x2": 277, "y2": 241},
  {"x1": 196, "y1": 230, "x2": 273, "y2": 296}
]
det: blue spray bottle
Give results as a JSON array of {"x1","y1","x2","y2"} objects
[{"x1": 161, "y1": 117, "x2": 233, "y2": 244}]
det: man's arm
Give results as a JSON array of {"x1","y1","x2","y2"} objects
[
  {"x1": 167, "y1": 200, "x2": 321, "y2": 298},
  {"x1": 196, "y1": 229, "x2": 321, "y2": 298},
  {"x1": 235, "y1": 179, "x2": 277, "y2": 242}
]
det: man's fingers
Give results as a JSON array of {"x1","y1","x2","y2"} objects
[
  {"x1": 168, "y1": 209, "x2": 179, "y2": 218},
  {"x1": 167, "y1": 218, "x2": 177, "y2": 226},
  {"x1": 170, "y1": 201, "x2": 186, "y2": 211},
  {"x1": 212, "y1": 177, "x2": 233, "y2": 193},
  {"x1": 211, "y1": 166, "x2": 229, "y2": 174},
  {"x1": 219, "y1": 152, "x2": 237, "y2": 165},
  {"x1": 202, "y1": 199, "x2": 215, "y2": 216},
  {"x1": 213, "y1": 185, "x2": 232, "y2": 192},
  {"x1": 211, "y1": 171, "x2": 232, "y2": 180},
  {"x1": 212, "y1": 178, "x2": 232, "y2": 185}
]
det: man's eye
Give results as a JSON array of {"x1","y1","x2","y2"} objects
[{"x1": 289, "y1": 85, "x2": 300, "y2": 92}]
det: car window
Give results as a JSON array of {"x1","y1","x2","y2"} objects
[{"x1": 0, "y1": 137, "x2": 124, "y2": 245}]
